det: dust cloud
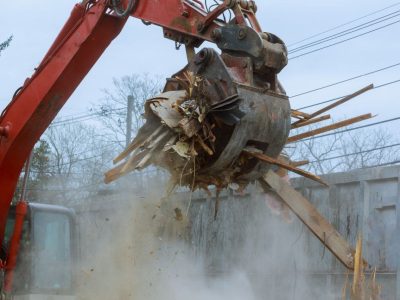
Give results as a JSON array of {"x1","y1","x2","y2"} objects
[{"x1": 74, "y1": 179, "x2": 343, "y2": 300}]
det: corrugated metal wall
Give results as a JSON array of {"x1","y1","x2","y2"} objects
[
  {"x1": 293, "y1": 166, "x2": 399, "y2": 274},
  {"x1": 75, "y1": 165, "x2": 400, "y2": 299},
  {"x1": 187, "y1": 166, "x2": 400, "y2": 299}
]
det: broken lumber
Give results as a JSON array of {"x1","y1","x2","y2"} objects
[
  {"x1": 292, "y1": 84, "x2": 373, "y2": 126},
  {"x1": 287, "y1": 113, "x2": 373, "y2": 143},
  {"x1": 291, "y1": 109, "x2": 311, "y2": 120},
  {"x1": 113, "y1": 125, "x2": 164, "y2": 164},
  {"x1": 260, "y1": 170, "x2": 357, "y2": 269},
  {"x1": 291, "y1": 114, "x2": 331, "y2": 129},
  {"x1": 243, "y1": 148, "x2": 327, "y2": 186},
  {"x1": 290, "y1": 160, "x2": 310, "y2": 167}
]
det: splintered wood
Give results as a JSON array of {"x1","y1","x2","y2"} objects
[
  {"x1": 291, "y1": 84, "x2": 373, "y2": 127},
  {"x1": 341, "y1": 235, "x2": 381, "y2": 300},
  {"x1": 105, "y1": 72, "x2": 245, "y2": 190},
  {"x1": 105, "y1": 79, "x2": 374, "y2": 190},
  {"x1": 291, "y1": 114, "x2": 331, "y2": 129},
  {"x1": 287, "y1": 113, "x2": 373, "y2": 143},
  {"x1": 243, "y1": 148, "x2": 327, "y2": 186}
]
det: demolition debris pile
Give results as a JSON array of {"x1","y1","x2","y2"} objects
[
  {"x1": 105, "y1": 71, "x2": 374, "y2": 193},
  {"x1": 106, "y1": 71, "x2": 246, "y2": 191}
]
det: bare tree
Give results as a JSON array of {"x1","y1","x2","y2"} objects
[
  {"x1": 292, "y1": 130, "x2": 344, "y2": 174},
  {"x1": 337, "y1": 129, "x2": 399, "y2": 170},
  {"x1": 96, "y1": 73, "x2": 162, "y2": 149},
  {"x1": 42, "y1": 122, "x2": 115, "y2": 204},
  {"x1": 0, "y1": 36, "x2": 12, "y2": 55},
  {"x1": 24, "y1": 74, "x2": 163, "y2": 205},
  {"x1": 287, "y1": 122, "x2": 400, "y2": 175}
]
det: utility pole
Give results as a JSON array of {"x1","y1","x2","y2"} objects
[{"x1": 126, "y1": 95, "x2": 133, "y2": 148}]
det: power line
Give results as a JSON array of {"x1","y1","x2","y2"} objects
[
  {"x1": 51, "y1": 107, "x2": 126, "y2": 126},
  {"x1": 368, "y1": 159, "x2": 400, "y2": 168},
  {"x1": 289, "y1": 10, "x2": 400, "y2": 53},
  {"x1": 295, "y1": 78, "x2": 400, "y2": 110},
  {"x1": 53, "y1": 110, "x2": 100, "y2": 121},
  {"x1": 290, "y1": 62, "x2": 400, "y2": 98},
  {"x1": 28, "y1": 167, "x2": 162, "y2": 177},
  {"x1": 308, "y1": 142, "x2": 400, "y2": 163},
  {"x1": 44, "y1": 143, "x2": 123, "y2": 168},
  {"x1": 15, "y1": 181, "x2": 105, "y2": 193},
  {"x1": 289, "y1": 10, "x2": 400, "y2": 54},
  {"x1": 51, "y1": 113, "x2": 99, "y2": 125},
  {"x1": 293, "y1": 116, "x2": 400, "y2": 143},
  {"x1": 287, "y1": 2, "x2": 400, "y2": 47},
  {"x1": 49, "y1": 107, "x2": 126, "y2": 128},
  {"x1": 18, "y1": 169, "x2": 162, "y2": 192},
  {"x1": 29, "y1": 170, "x2": 104, "y2": 176},
  {"x1": 47, "y1": 154, "x2": 106, "y2": 168},
  {"x1": 375, "y1": 78, "x2": 400, "y2": 88},
  {"x1": 49, "y1": 105, "x2": 127, "y2": 126},
  {"x1": 289, "y1": 19, "x2": 400, "y2": 60},
  {"x1": 49, "y1": 116, "x2": 100, "y2": 128},
  {"x1": 24, "y1": 142, "x2": 123, "y2": 173}
]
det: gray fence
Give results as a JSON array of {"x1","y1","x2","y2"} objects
[
  {"x1": 74, "y1": 165, "x2": 400, "y2": 299},
  {"x1": 186, "y1": 166, "x2": 400, "y2": 299}
]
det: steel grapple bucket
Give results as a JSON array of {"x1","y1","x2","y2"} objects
[{"x1": 105, "y1": 48, "x2": 290, "y2": 190}]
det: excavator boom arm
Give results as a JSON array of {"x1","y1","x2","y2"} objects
[{"x1": 0, "y1": 1, "x2": 125, "y2": 244}]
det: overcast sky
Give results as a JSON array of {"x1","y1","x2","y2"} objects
[{"x1": 1, "y1": 0, "x2": 399, "y2": 133}]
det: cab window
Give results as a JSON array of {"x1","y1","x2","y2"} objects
[{"x1": 31, "y1": 211, "x2": 73, "y2": 293}]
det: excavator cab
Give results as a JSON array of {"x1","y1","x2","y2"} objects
[{"x1": 3, "y1": 203, "x2": 77, "y2": 298}]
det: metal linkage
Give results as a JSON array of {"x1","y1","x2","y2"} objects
[{"x1": 111, "y1": 0, "x2": 137, "y2": 18}]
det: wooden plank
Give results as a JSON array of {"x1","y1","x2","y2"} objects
[
  {"x1": 291, "y1": 109, "x2": 311, "y2": 120},
  {"x1": 121, "y1": 130, "x2": 172, "y2": 173},
  {"x1": 287, "y1": 113, "x2": 372, "y2": 143},
  {"x1": 105, "y1": 131, "x2": 172, "y2": 183},
  {"x1": 113, "y1": 125, "x2": 163, "y2": 164},
  {"x1": 104, "y1": 151, "x2": 146, "y2": 184},
  {"x1": 353, "y1": 235, "x2": 363, "y2": 294},
  {"x1": 292, "y1": 84, "x2": 373, "y2": 126},
  {"x1": 243, "y1": 148, "x2": 327, "y2": 186},
  {"x1": 291, "y1": 114, "x2": 331, "y2": 129},
  {"x1": 260, "y1": 170, "x2": 357, "y2": 269},
  {"x1": 291, "y1": 160, "x2": 309, "y2": 167}
]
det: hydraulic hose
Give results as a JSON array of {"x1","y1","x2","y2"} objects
[{"x1": 111, "y1": 0, "x2": 137, "y2": 18}]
